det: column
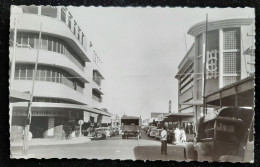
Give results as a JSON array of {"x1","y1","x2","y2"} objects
[
  {"x1": 38, "y1": 6, "x2": 41, "y2": 15},
  {"x1": 219, "y1": 29, "x2": 224, "y2": 88},
  {"x1": 65, "y1": 9, "x2": 69, "y2": 25},
  {"x1": 56, "y1": 6, "x2": 61, "y2": 21},
  {"x1": 201, "y1": 32, "x2": 206, "y2": 97}
]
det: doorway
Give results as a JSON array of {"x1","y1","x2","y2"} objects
[{"x1": 30, "y1": 116, "x2": 48, "y2": 138}]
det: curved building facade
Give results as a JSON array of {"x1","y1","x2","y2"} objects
[
  {"x1": 9, "y1": 6, "x2": 110, "y2": 140},
  {"x1": 175, "y1": 18, "x2": 255, "y2": 133}
]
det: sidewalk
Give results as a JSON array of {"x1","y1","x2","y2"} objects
[{"x1": 10, "y1": 136, "x2": 92, "y2": 147}]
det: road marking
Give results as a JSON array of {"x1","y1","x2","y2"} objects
[{"x1": 115, "y1": 150, "x2": 120, "y2": 153}]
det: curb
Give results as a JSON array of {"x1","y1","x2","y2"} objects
[{"x1": 10, "y1": 137, "x2": 91, "y2": 147}]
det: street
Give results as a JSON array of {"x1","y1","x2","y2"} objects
[{"x1": 11, "y1": 131, "x2": 185, "y2": 160}]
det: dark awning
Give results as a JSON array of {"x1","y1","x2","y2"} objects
[
  {"x1": 205, "y1": 75, "x2": 254, "y2": 107},
  {"x1": 163, "y1": 112, "x2": 194, "y2": 122}
]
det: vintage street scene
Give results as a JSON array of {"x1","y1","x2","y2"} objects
[{"x1": 9, "y1": 6, "x2": 255, "y2": 162}]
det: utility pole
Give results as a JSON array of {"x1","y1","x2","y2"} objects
[
  {"x1": 22, "y1": 22, "x2": 42, "y2": 156},
  {"x1": 9, "y1": 17, "x2": 17, "y2": 137},
  {"x1": 203, "y1": 14, "x2": 208, "y2": 116}
]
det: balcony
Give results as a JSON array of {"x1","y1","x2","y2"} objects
[
  {"x1": 10, "y1": 13, "x2": 90, "y2": 62},
  {"x1": 10, "y1": 47, "x2": 89, "y2": 83},
  {"x1": 13, "y1": 80, "x2": 87, "y2": 105}
]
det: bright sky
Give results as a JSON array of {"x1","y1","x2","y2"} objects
[{"x1": 68, "y1": 7, "x2": 254, "y2": 119}]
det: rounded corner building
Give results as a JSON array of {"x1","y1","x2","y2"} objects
[
  {"x1": 9, "y1": 5, "x2": 111, "y2": 141},
  {"x1": 175, "y1": 18, "x2": 255, "y2": 134}
]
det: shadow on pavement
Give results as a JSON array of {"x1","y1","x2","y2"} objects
[{"x1": 133, "y1": 145, "x2": 186, "y2": 161}]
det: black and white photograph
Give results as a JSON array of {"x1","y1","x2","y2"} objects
[{"x1": 9, "y1": 5, "x2": 255, "y2": 162}]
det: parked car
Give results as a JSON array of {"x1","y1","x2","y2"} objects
[
  {"x1": 149, "y1": 127, "x2": 158, "y2": 138},
  {"x1": 91, "y1": 131, "x2": 106, "y2": 140},
  {"x1": 147, "y1": 126, "x2": 155, "y2": 136},
  {"x1": 95, "y1": 127, "x2": 111, "y2": 138},
  {"x1": 112, "y1": 127, "x2": 120, "y2": 136},
  {"x1": 155, "y1": 129, "x2": 163, "y2": 140}
]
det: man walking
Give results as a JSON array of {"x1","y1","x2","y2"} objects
[{"x1": 161, "y1": 126, "x2": 168, "y2": 155}]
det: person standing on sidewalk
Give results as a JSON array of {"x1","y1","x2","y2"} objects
[{"x1": 161, "y1": 126, "x2": 168, "y2": 155}]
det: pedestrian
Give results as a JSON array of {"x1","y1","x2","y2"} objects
[
  {"x1": 174, "y1": 127, "x2": 181, "y2": 144},
  {"x1": 161, "y1": 126, "x2": 168, "y2": 155},
  {"x1": 180, "y1": 127, "x2": 187, "y2": 143}
]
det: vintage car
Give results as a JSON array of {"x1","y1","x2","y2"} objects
[
  {"x1": 95, "y1": 127, "x2": 111, "y2": 138},
  {"x1": 149, "y1": 127, "x2": 158, "y2": 138},
  {"x1": 219, "y1": 117, "x2": 254, "y2": 162},
  {"x1": 147, "y1": 126, "x2": 156, "y2": 136},
  {"x1": 155, "y1": 129, "x2": 163, "y2": 140},
  {"x1": 184, "y1": 107, "x2": 254, "y2": 162},
  {"x1": 91, "y1": 131, "x2": 107, "y2": 140}
]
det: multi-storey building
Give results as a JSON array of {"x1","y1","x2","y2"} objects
[
  {"x1": 9, "y1": 6, "x2": 111, "y2": 140},
  {"x1": 175, "y1": 18, "x2": 255, "y2": 133}
]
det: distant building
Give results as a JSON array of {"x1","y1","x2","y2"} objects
[
  {"x1": 9, "y1": 6, "x2": 111, "y2": 140},
  {"x1": 175, "y1": 18, "x2": 255, "y2": 132},
  {"x1": 151, "y1": 112, "x2": 169, "y2": 118}
]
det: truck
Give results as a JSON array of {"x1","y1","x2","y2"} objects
[
  {"x1": 184, "y1": 76, "x2": 254, "y2": 162},
  {"x1": 184, "y1": 107, "x2": 254, "y2": 162},
  {"x1": 121, "y1": 115, "x2": 142, "y2": 139}
]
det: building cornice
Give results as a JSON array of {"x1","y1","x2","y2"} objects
[{"x1": 188, "y1": 18, "x2": 254, "y2": 37}]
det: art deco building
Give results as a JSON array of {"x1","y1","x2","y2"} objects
[
  {"x1": 175, "y1": 18, "x2": 255, "y2": 133},
  {"x1": 9, "y1": 6, "x2": 111, "y2": 140}
]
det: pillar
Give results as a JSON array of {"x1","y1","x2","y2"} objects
[{"x1": 219, "y1": 29, "x2": 224, "y2": 88}]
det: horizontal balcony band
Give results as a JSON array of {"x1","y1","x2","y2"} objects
[
  {"x1": 12, "y1": 102, "x2": 112, "y2": 117},
  {"x1": 13, "y1": 80, "x2": 86, "y2": 105},
  {"x1": 10, "y1": 13, "x2": 90, "y2": 62},
  {"x1": 10, "y1": 48, "x2": 89, "y2": 83}
]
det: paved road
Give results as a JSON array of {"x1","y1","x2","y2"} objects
[{"x1": 11, "y1": 131, "x2": 185, "y2": 160}]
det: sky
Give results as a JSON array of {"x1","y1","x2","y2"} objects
[{"x1": 68, "y1": 7, "x2": 254, "y2": 119}]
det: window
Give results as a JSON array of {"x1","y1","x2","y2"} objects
[
  {"x1": 20, "y1": 65, "x2": 26, "y2": 80},
  {"x1": 60, "y1": 44, "x2": 64, "y2": 54},
  {"x1": 223, "y1": 76, "x2": 238, "y2": 86},
  {"x1": 52, "y1": 71, "x2": 56, "y2": 82},
  {"x1": 27, "y1": 68, "x2": 33, "y2": 80},
  {"x1": 207, "y1": 30, "x2": 219, "y2": 51},
  {"x1": 57, "y1": 42, "x2": 61, "y2": 53},
  {"x1": 223, "y1": 52, "x2": 240, "y2": 74},
  {"x1": 53, "y1": 41, "x2": 57, "y2": 52},
  {"x1": 40, "y1": 68, "x2": 46, "y2": 81},
  {"x1": 28, "y1": 34, "x2": 35, "y2": 48},
  {"x1": 22, "y1": 33, "x2": 28, "y2": 47},
  {"x1": 61, "y1": 8, "x2": 66, "y2": 23},
  {"x1": 21, "y1": 5, "x2": 38, "y2": 14},
  {"x1": 14, "y1": 65, "x2": 20, "y2": 79},
  {"x1": 41, "y1": 36, "x2": 48, "y2": 50},
  {"x1": 35, "y1": 38, "x2": 39, "y2": 49},
  {"x1": 74, "y1": 21, "x2": 77, "y2": 35},
  {"x1": 68, "y1": 13, "x2": 72, "y2": 29},
  {"x1": 223, "y1": 28, "x2": 240, "y2": 50},
  {"x1": 41, "y1": 6, "x2": 57, "y2": 18},
  {"x1": 17, "y1": 33, "x2": 21, "y2": 46},
  {"x1": 48, "y1": 38, "x2": 53, "y2": 51},
  {"x1": 46, "y1": 69, "x2": 51, "y2": 81}
]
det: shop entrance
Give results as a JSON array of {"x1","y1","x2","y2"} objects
[{"x1": 30, "y1": 116, "x2": 48, "y2": 138}]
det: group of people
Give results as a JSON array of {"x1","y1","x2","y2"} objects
[
  {"x1": 160, "y1": 126, "x2": 187, "y2": 155},
  {"x1": 173, "y1": 127, "x2": 187, "y2": 143}
]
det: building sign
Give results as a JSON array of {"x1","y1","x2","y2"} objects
[
  {"x1": 13, "y1": 110, "x2": 67, "y2": 117},
  {"x1": 206, "y1": 50, "x2": 219, "y2": 79},
  {"x1": 47, "y1": 117, "x2": 55, "y2": 136}
]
